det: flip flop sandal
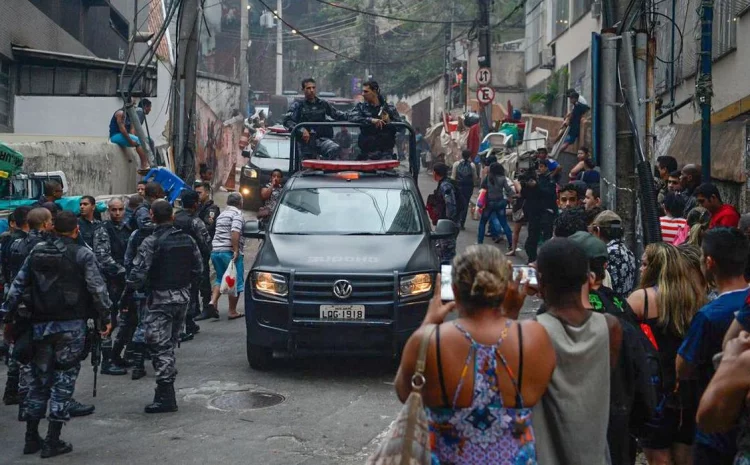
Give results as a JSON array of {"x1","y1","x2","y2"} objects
[
  {"x1": 137, "y1": 167, "x2": 152, "y2": 175},
  {"x1": 228, "y1": 314, "x2": 245, "y2": 320}
]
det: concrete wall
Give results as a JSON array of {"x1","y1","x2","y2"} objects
[
  {"x1": 1, "y1": 136, "x2": 137, "y2": 195},
  {"x1": 0, "y1": 0, "x2": 93, "y2": 59},
  {"x1": 197, "y1": 75, "x2": 241, "y2": 121},
  {"x1": 386, "y1": 77, "x2": 446, "y2": 126},
  {"x1": 13, "y1": 62, "x2": 172, "y2": 146}
]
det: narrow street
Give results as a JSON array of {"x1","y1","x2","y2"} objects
[{"x1": 0, "y1": 170, "x2": 540, "y2": 464}]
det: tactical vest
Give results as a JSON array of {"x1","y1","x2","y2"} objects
[
  {"x1": 296, "y1": 99, "x2": 334, "y2": 139},
  {"x1": 26, "y1": 239, "x2": 91, "y2": 322},
  {"x1": 148, "y1": 228, "x2": 195, "y2": 290},
  {"x1": 9, "y1": 232, "x2": 45, "y2": 281},
  {"x1": 173, "y1": 210, "x2": 197, "y2": 242},
  {"x1": 104, "y1": 221, "x2": 130, "y2": 265},
  {"x1": 2, "y1": 230, "x2": 25, "y2": 283}
]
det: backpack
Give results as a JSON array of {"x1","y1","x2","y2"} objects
[
  {"x1": 589, "y1": 288, "x2": 659, "y2": 430},
  {"x1": 456, "y1": 160, "x2": 474, "y2": 186}
]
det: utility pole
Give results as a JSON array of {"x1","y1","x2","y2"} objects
[
  {"x1": 698, "y1": 0, "x2": 714, "y2": 181},
  {"x1": 477, "y1": 0, "x2": 492, "y2": 135},
  {"x1": 275, "y1": 0, "x2": 283, "y2": 95},
  {"x1": 240, "y1": 0, "x2": 249, "y2": 115},
  {"x1": 172, "y1": 0, "x2": 200, "y2": 183},
  {"x1": 600, "y1": 32, "x2": 617, "y2": 210}
]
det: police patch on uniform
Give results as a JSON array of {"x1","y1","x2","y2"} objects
[{"x1": 208, "y1": 211, "x2": 215, "y2": 223}]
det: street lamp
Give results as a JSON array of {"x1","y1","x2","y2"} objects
[{"x1": 313, "y1": 45, "x2": 319, "y2": 50}]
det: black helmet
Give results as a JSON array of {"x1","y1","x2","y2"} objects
[{"x1": 464, "y1": 112, "x2": 480, "y2": 127}]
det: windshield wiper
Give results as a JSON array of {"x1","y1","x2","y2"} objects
[{"x1": 341, "y1": 232, "x2": 385, "y2": 236}]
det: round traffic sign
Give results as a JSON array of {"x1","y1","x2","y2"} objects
[
  {"x1": 476, "y1": 86, "x2": 495, "y2": 104},
  {"x1": 476, "y1": 67, "x2": 492, "y2": 86}
]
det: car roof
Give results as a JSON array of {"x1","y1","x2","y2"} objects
[{"x1": 287, "y1": 172, "x2": 415, "y2": 190}]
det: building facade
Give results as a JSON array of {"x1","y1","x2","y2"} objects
[
  {"x1": 0, "y1": 0, "x2": 158, "y2": 134},
  {"x1": 523, "y1": 0, "x2": 600, "y2": 116}
]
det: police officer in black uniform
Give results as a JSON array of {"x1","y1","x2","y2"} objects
[
  {"x1": 174, "y1": 191, "x2": 212, "y2": 341},
  {"x1": 282, "y1": 78, "x2": 348, "y2": 160},
  {"x1": 127, "y1": 200, "x2": 203, "y2": 413},
  {"x1": 94, "y1": 197, "x2": 132, "y2": 375},
  {"x1": 195, "y1": 182, "x2": 219, "y2": 317},
  {"x1": 348, "y1": 80, "x2": 403, "y2": 160},
  {"x1": 4, "y1": 211, "x2": 112, "y2": 458}
]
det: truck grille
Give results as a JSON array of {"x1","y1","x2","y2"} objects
[{"x1": 292, "y1": 274, "x2": 394, "y2": 303}]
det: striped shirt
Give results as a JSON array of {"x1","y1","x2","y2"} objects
[
  {"x1": 211, "y1": 206, "x2": 245, "y2": 254},
  {"x1": 660, "y1": 216, "x2": 687, "y2": 244}
]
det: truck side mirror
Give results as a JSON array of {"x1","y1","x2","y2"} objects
[
  {"x1": 430, "y1": 219, "x2": 458, "y2": 240},
  {"x1": 242, "y1": 220, "x2": 265, "y2": 239}
]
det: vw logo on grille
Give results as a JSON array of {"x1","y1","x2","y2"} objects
[{"x1": 332, "y1": 280, "x2": 353, "y2": 299}]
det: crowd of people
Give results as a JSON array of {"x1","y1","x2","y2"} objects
[
  {"x1": 399, "y1": 141, "x2": 750, "y2": 464},
  {"x1": 0, "y1": 179, "x2": 247, "y2": 458}
]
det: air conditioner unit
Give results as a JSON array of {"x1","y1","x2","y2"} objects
[
  {"x1": 540, "y1": 48, "x2": 555, "y2": 69},
  {"x1": 592, "y1": 1, "x2": 602, "y2": 18}
]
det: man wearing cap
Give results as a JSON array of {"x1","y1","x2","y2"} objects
[{"x1": 590, "y1": 210, "x2": 637, "y2": 297}]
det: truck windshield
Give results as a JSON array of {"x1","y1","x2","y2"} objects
[
  {"x1": 272, "y1": 187, "x2": 422, "y2": 235},
  {"x1": 254, "y1": 137, "x2": 290, "y2": 159}
]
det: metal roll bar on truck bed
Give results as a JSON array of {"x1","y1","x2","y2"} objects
[{"x1": 288, "y1": 121, "x2": 419, "y2": 189}]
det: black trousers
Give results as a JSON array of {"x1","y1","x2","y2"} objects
[
  {"x1": 457, "y1": 184, "x2": 474, "y2": 227},
  {"x1": 524, "y1": 209, "x2": 555, "y2": 263}
]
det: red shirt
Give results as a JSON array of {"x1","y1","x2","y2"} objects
[{"x1": 709, "y1": 203, "x2": 740, "y2": 229}]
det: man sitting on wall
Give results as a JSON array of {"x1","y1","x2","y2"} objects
[{"x1": 108, "y1": 106, "x2": 151, "y2": 174}]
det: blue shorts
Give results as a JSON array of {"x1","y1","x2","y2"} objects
[
  {"x1": 563, "y1": 132, "x2": 579, "y2": 145},
  {"x1": 110, "y1": 133, "x2": 141, "y2": 147},
  {"x1": 211, "y1": 251, "x2": 245, "y2": 293}
]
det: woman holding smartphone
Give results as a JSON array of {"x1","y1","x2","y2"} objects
[{"x1": 395, "y1": 245, "x2": 555, "y2": 463}]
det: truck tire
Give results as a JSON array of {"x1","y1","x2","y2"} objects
[{"x1": 247, "y1": 341, "x2": 273, "y2": 371}]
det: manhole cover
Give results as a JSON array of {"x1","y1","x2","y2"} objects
[{"x1": 210, "y1": 391, "x2": 285, "y2": 411}]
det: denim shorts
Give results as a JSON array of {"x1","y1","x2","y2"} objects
[{"x1": 211, "y1": 251, "x2": 245, "y2": 293}]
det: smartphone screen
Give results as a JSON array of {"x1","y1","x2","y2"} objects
[
  {"x1": 513, "y1": 265, "x2": 538, "y2": 287},
  {"x1": 440, "y1": 265, "x2": 454, "y2": 301}
]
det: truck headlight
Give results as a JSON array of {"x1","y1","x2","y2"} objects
[
  {"x1": 254, "y1": 272, "x2": 288, "y2": 297},
  {"x1": 399, "y1": 273, "x2": 432, "y2": 297},
  {"x1": 243, "y1": 167, "x2": 258, "y2": 178}
]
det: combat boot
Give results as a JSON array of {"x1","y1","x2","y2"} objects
[
  {"x1": 123, "y1": 343, "x2": 136, "y2": 366},
  {"x1": 23, "y1": 419, "x2": 42, "y2": 455},
  {"x1": 3, "y1": 376, "x2": 19, "y2": 405},
  {"x1": 111, "y1": 337, "x2": 133, "y2": 368},
  {"x1": 131, "y1": 344, "x2": 147, "y2": 380},
  {"x1": 68, "y1": 399, "x2": 95, "y2": 417},
  {"x1": 145, "y1": 382, "x2": 178, "y2": 414},
  {"x1": 100, "y1": 346, "x2": 128, "y2": 376},
  {"x1": 40, "y1": 420, "x2": 73, "y2": 458}
]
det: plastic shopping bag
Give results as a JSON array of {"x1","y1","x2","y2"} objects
[
  {"x1": 476, "y1": 189, "x2": 488, "y2": 209},
  {"x1": 220, "y1": 260, "x2": 238, "y2": 296}
]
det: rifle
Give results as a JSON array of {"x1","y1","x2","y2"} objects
[{"x1": 89, "y1": 319, "x2": 102, "y2": 397}]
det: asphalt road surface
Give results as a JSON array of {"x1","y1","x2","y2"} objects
[{"x1": 0, "y1": 170, "x2": 541, "y2": 464}]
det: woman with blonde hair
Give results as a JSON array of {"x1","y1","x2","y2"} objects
[
  {"x1": 627, "y1": 242, "x2": 706, "y2": 465},
  {"x1": 395, "y1": 245, "x2": 555, "y2": 463},
  {"x1": 674, "y1": 206, "x2": 711, "y2": 246}
]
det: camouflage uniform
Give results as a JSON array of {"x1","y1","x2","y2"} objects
[
  {"x1": 434, "y1": 178, "x2": 459, "y2": 264},
  {"x1": 348, "y1": 98, "x2": 403, "y2": 160},
  {"x1": 5, "y1": 229, "x2": 49, "y2": 420},
  {"x1": 282, "y1": 97, "x2": 348, "y2": 160},
  {"x1": 127, "y1": 224, "x2": 202, "y2": 385},
  {"x1": 77, "y1": 217, "x2": 101, "y2": 249},
  {"x1": 174, "y1": 209, "x2": 212, "y2": 323},
  {"x1": 197, "y1": 200, "x2": 220, "y2": 310},
  {"x1": 5, "y1": 236, "x2": 112, "y2": 423}
]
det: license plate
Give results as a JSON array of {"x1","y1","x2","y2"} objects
[{"x1": 319, "y1": 305, "x2": 365, "y2": 320}]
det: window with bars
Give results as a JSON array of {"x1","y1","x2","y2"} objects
[
  {"x1": 569, "y1": 50, "x2": 590, "y2": 103},
  {"x1": 713, "y1": 0, "x2": 738, "y2": 59},
  {"x1": 554, "y1": 0, "x2": 570, "y2": 37},
  {"x1": 525, "y1": 0, "x2": 545, "y2": 71},
  {"x1": 0, "y1": 58, "x2": 11, "y2": 129},
  {"x1": 17, "y1": 64, "x2": 155, "y2": 97}
]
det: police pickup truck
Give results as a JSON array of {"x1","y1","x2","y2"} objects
[{"x1": 242, "y1": 122, "x2": 455, "y2": 370}]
